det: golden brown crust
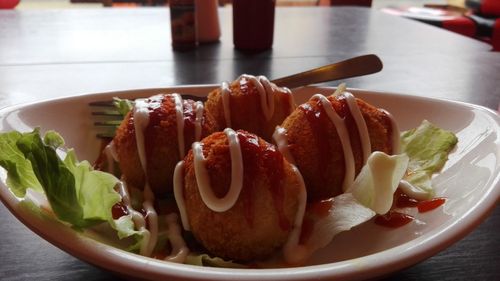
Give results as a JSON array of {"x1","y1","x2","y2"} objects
[
  {"x1": 113, "y1": 94, "x2": 218, "y2": 197},
  {"x1": 281, "y1": 94, "x2": 393, "y2": 201},
  {"x1": 182, "y1": 131, "x2": 302, "y2": 261},
  {"x1": 205, "y1": 76, "x2": 296, "y2": 142}
]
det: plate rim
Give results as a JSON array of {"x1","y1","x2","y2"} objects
[{"x1": 0, "y1": 86, "x2": 498, "y2": 281}]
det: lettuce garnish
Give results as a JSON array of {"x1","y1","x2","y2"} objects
[
  {"x1": 0, "y1": 130, "x2": 44, "y2": 197},
  {"x1": 113, "y1": 97, "x2": 134, "y2": 117},
  {"x1": 349, "y1": 152, "x2": 409, "y2": 214},
  {"x1": 0, "y1": 128, "x2": 120, "y2": 228},
  {"x1": 400, "y1": 120, "x2": 458, "y2": 199}
]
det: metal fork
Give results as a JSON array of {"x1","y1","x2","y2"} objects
[{"x1": 90, "y1": 54, "x2": 383, "y2": 138}]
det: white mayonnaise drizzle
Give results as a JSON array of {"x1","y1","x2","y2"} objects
[
  {"x1": 103, "y1": 141, "x2": 118, "y2": 174},
  {"x1": 117, "y1": 181, "x2": 150, "y2": 255},
  {"x1": 173, "y1": 93, "x2": 185, "y2": 158},
  {"x1": 380, "y1": 109, "x2": 401, "y2": 154},
  {"x1": 282, "y1": 165, "x2": 308, "y2": 264},
  {"x1": 164, "y1": 213, "x2": 190, "y2": 263},
  {"x1": 174, "y1": 94, "x2": 205, "y2": 159},
  {"x1": 194, "y1": 128, "x2": 244, "y2": 212},
  {"x1": 132, "y1": 97, "x2": 159, "y2": 257},
  {"x1": 311, "y1": 94, "x2": 356, "y2": 192},
  {"x1": 272, "y1": 126, "x2": 296, "y2": 165},
  {"x1": 344, "y1": 92, "x2": 371, "y2": 163},
  {"x1": 220, "y1": 81, "x2": 232, "y2": 127},
  {"x1": 174, "y1": 128, "x2": 245, "y2": 231},
  {"x1": 244, "y1": 75, "x2": 275, "y2": 120},
  {"x1": 133, "y1": 98, "x2": 151, "y2": 171},
  {"x1": 398, "y1": 179, "x2": 430, "y2": 200},
  {"x1": 173, "y1": 161, "x2": 190, "y2": 230},
  {"x1": 219, "y1": 74, "x2": 294, "y2": 127}
]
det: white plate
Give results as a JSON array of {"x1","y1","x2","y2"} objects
[{"x1": 0, "y1": 86, "x2": 499, "y2": 281}]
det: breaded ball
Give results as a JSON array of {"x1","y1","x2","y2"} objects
[
  {"x1": 205, "y1": 74, "x2": 296, "y2": 142},
  {"x1": 281, "y1": 93, "x2": 395, "y2": 201},
  {"x1": 181, "y1": 130, "x2": 303, "y2": 261},
  {"x1": 113, "y1": 93, "x2": 218, "y2": 197}
]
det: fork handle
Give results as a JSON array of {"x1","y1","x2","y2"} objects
[{"x1": 271, "y1": 54, "x2": 383, "y2": 89}]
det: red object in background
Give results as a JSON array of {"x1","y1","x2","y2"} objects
[
  {"x1": 0, "y1": 0, "x2": 20, "y2": 9},
  {"x1": 329, "y1": 0, "x2": 372, "y2": 6},
  {"x1": 233, "y1": 0, "x2": 275, "y2": 51},
  {"x1": 443, "y1": 17, "x2": 477, "y2": 37},
  {"x1": 480, "y1": 0, "x2": 500, "y2": 16},
  {"x1": 492, "y1": 18, "x2": 500, "y2": 51},
  {"x1": 318, "y1": 0, "x2": 371, "y2": 6}
]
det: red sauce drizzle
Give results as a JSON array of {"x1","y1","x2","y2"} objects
[
  {"x1": 299, "y1": 217, "x2": 314, "y2": 245},
  {"x1": 375, "y1": 189, "x2": 447, "y2": 228},
  {"x1": 375, "y1": 211, "x2": 414, "y2": 228},
  {"x1": 239, "y1": 76, "x2": 250, "y2": 91},
  {"x1": 262, "y1": 142, "x2": 289, "y2": 231},
  {"x1": 299, "y1": 198, "x2": 334, "y2": 244},
  {"x1": 393, "y1": 188, "x2": 446, "y2": 212},
  {"x1": 142, "y1": 95, "x2": 167, "y2": 171},
  {"x1": 140, "y1": 95, "x2": 198, "y2": 161},
  {"x1": 281, "y1": 93, "x2": 293, "y2": 116},
  {"x1": 93, "y1": 138, "x2": 112, "y2": 170},
  {"x1": 379, "y1": 110, "x2": 394, "y2": 154},
  {"x1": 394, "y1": 188, "x2": 419, "y2": 208},
  {"x1": 417, "y1": 198, "x2": 446, "y2": 213},
  {"x1": 182, "y1": 99, "x2": 198, "y2": 153},
  {"x1": 111, "y1": 202, "x2": 128, "y2": 219},
  {"x1": 308, "y1": 198, "x2": 334, "y2": 218},
  {"x1": 237, "y1": 131, "x2": 290, "y2": 231},
  {"x1": 298, "y1": 101, "x2": 331, "y2": 181},
  {"x1": 336, "y1": 95, "x2": 364, "y2": 172},
  {"x1": 238, "y1": 132, "x2": 259, "y2": 227}
]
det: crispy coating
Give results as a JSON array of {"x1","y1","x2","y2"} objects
[
  {"x1": 113, "y1": 94, "x2": 218, "y2": 197},
  {"x1": 182, "y1": 130, "x2": 303, "y2": 261},
  {"x1": 205, "y1": 75, "x2": 296, "y2": 142},
  {"x1": 281, "y1": 94, "x2": 394, "y2": 201}
]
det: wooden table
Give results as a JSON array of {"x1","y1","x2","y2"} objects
[{"x1": 0, "y1": 6, "x2": 498, "y2": 281}]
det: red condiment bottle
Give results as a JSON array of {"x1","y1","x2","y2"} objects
[{"x1": 233, "y1": 0, "x2": 276, "y2": 51}]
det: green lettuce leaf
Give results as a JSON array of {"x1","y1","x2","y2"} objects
[
  {"x1": 113, "y1": 97, "x2": 134, "y2": 117},
  {"x1": 0, "y1": 129, "x2": 120, "y2": 228},
  {"x1": 400, "y1": 120, "x2": 458, "y2": 198},
  {"x1": 111, "y1": 215, "x2": 146, "y2": 252},
  {"x1": 63, "y1": 149, "x2": 121, "y2": 224},
  {"x1": 0, "y1": 129, "x2": 145, "y2": 249},
  {"x1": 0, "y1": 130, "x2": 43, "y2": 197}
]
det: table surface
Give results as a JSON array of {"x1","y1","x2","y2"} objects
[{"x1": 0, "y1": 6, "x2": 498, "y2": 281}]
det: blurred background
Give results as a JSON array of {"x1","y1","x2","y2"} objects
[{"x1": 15, "y1": 0, "x2": 459, "y2": 10}]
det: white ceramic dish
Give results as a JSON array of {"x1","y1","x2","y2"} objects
[{"x1": 0, "y1": 86, "x2": 498, "y2": 281}]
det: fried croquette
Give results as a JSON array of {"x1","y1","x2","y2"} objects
[
  {"x1": 280, "y1": 93, "x2": 397, "y2": 201},
  {"x1": 205, "y1": 74, "x2": 296, "y2": 142},
  {"x1": 113, "y1": 93, "x2": 218, "y2": 197},
  {"x1": 180, "y1": 130, "x2": 304, "y2": 261}
]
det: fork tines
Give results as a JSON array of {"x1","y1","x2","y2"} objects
[
  {"x1": 89, "y1": 94, "x2": 209, "y2": 139},
  {"x1": 90, "y1": 100, "x2": 123, "y2": 139}
]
